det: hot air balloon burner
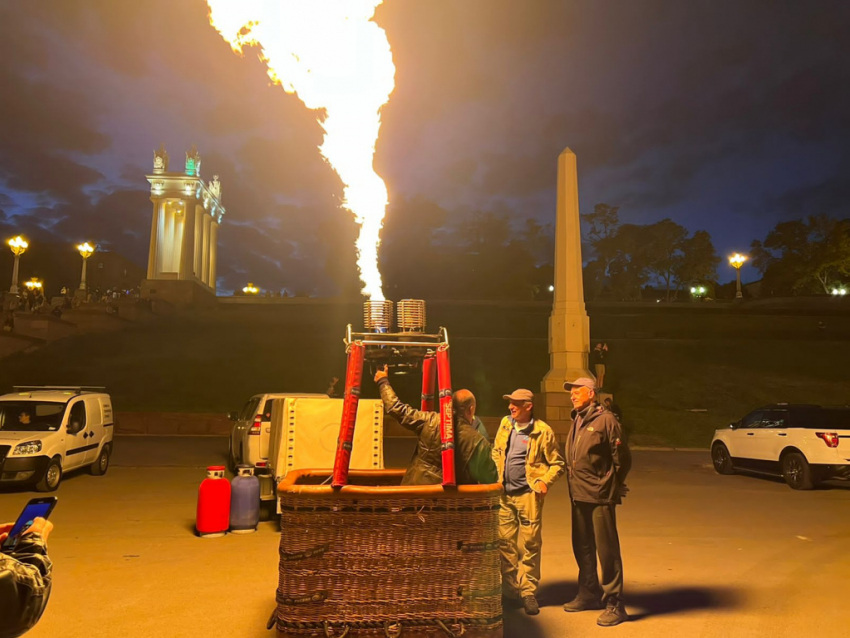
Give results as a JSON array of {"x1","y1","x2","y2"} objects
[{"x1": 333, "y1": 298, "x2": 455, "y2": 488}]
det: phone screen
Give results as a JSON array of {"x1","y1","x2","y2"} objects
[{"x1": 2, "y1": 498, "x2": 57, "y2": 551}]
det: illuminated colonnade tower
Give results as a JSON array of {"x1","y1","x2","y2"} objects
[{"x1": 142, "y1": 144, "x2": 225, "y2": 304}]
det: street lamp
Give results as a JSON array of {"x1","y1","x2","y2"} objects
[
  {"x1": 831, "y1": 287, "x2": 847, "y2": 297},
  {"x1": 242, "y1": 283, "x2": 259, "y2": 295},
  {"x1": 729, "y1": 253, "x2": 747, "y2": 299},
  {"x1": 7, "y1": 236, "x2": 28, "y2": 294},
  {"x1": 77, "y1": 242, "x2": 95, "y2": 292},
  {"x1": 24, "y1": 278, "x2": 43, "y2": 292}
]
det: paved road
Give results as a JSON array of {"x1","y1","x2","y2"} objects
[{"x1": 1, "y1": 436, "x2": 848, "y2": 638}]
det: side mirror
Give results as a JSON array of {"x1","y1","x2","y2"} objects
[
  {"x1": 728, "y1": 422, "x2": 738, "y2": 430},
  {"x1": 227, "y1": 411, "x2": 238, "y2": 421}
]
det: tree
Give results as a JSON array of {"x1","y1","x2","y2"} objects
[
  {"x1": 581, "y1": 204, "x2": 620, "y2": 299},
  {"x1": 642, "y1": 219, "x2": 689, "y2": 301},
  {"x1": 751, "y1": 215, "x2": 850, "y2": 295},
  {"x1": 674, "y1": 230, "x2": 720, "y2": 295},
  {"x1": 580, "y1": 204, "x2": 720, "y2": 301}
]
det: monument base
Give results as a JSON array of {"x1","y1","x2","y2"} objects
[{"x1": 141, "y1": 279, "x2": 216, "y2": 308}]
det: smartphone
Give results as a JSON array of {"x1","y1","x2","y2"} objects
[{"x1": 1, "y1": 497, "x2": 58, "y2": 551}]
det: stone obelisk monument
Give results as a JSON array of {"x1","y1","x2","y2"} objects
[{"x1": 539, "y1": 148, "x2": 592, "y2": 434}]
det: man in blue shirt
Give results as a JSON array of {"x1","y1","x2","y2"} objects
[{"x1": 491, "y1": 389, "x2": 565, "y2": 615}]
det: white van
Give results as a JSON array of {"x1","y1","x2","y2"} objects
[{"x1": 0, "y1": 386, "x2": 114, "y2": 492}]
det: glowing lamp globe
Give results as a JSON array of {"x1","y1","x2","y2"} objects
[{"x1": 8, "y1": 236, "x2": 28, "y2": 257}]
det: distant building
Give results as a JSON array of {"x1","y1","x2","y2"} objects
[{"x1": 141, "y1": 144, "x2": 225, "y2": 306}]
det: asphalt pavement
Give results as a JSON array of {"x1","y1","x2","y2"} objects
[{"x1": 1, "y1": 436, "x2": 849, "y2": 638}]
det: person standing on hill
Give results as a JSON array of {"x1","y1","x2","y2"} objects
[{"x1": 590, "y1": 343, "x2": 606, "y2": 390}]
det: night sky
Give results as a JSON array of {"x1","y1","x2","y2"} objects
[{"x1": 1, "y1": 0, "x2": 848, "y2": 294}]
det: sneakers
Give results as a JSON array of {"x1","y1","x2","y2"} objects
[
  {"x1": 563, "y1": 596, "x2": 605, "y2": 613},
  {"x1": 522, "y1": 595, "x2": 540, "y2": 615},
  {"x1": 596, "y1": 600, "x2": 629, "y2": 627}
]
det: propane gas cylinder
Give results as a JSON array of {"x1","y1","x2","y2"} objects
[
  {"x1": 196, "y1": 465, "x2": 231, "y2": 538},
  {"x1": 230, "y1": 465, "x2": 260, "y2": 534}
]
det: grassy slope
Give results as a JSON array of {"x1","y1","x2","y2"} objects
[{"x1": 0, "y1": 303, "x2": 847, "y2": 448}]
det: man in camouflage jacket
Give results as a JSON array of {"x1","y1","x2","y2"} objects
[{"x1": 375, "y1": 366, "x2": 497, "y2": 486}]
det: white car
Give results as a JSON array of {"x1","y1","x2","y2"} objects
[
  {"x1": 0, "y1": 386, "x2": 114, "y2": 492},
  {"x1": 711, "y1": 404, "x2": 850, "y2": 489},
  {"x1": 228, "y1": 392, "x2": 326, "y2": 470}
]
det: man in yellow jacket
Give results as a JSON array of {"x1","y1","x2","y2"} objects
[{"x1": 492, "y1": 389, "x2": 565, "y2": 615}]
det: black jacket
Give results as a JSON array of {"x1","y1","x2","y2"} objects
[
  {"x1": 0, "y1": 534, "x2": 52, "y2": 638},
  {"x1": 378, "y1": 379, "x2": 498, "y2": 486},
  {"x1": 566, "y1": 403, "x2": 631, "y2": 505}
]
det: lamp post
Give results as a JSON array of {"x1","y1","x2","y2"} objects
[
  {"x1": 77, "y1": 242, "x2": 95, "y2": 292},
  {"x1": 242, "y1": 283, "x2": 259, "y2": 295},
  {"x1": 729, "y1": 253, "x2": 747, "y2": 299},
  {"x1": 7, "y1": 236, "x2": 28, "y2": 294},
  {"x1": 24, "y1": 278, "x2": 43, "y2": 292}
]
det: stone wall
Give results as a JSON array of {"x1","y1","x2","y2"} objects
[{"x1": 116, "y1": 412, "x2": 231, "y2": 436}]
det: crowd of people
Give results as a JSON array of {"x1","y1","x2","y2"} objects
[
  {"x1": 1, "y1": 286, "x2": 142, "y2": 333},
  {"x1": 376, "y1": 364, "x2": 632, "y2": 628}
]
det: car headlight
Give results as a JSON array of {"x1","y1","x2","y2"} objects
[{"x1": 12, "y1": 440, "x2": 42, "y2": 455}]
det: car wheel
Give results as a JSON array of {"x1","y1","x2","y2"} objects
[
  {"x1": 259, "y1": 500, "x2": 277, "y2": 523},
  {"x1": 36, "y1": 458, "x2": 62, "y2": 492},
  {"x1": 711, "y1": 442, "x2": 735, "y2": 475},
  {"x1": 782, "y1": 452, "x2": 815, "y2": 490},
  {"x1": 90, "y1": 445, "x2": 110, "y2": 476}
]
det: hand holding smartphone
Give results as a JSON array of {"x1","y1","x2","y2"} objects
[{"x1": 1, "y1": 497, "x2": 57, "y2": 551}]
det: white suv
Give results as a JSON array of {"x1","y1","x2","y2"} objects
[
  {"x1": 0, "y1": 386, "x2": 114, "y2": 491},
  {"x1": 711, "y1": 404, "x2": 850, "y2": 489},
  {"x1": 228, "y1": 393, "x2": 325, "y2": 470}
]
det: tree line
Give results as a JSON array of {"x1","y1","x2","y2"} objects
[{"x1": 355, "y1": 198, "x2": 850, "y2": 302}]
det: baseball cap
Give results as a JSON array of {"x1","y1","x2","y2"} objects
[
  {"x1": 563, "y1": 377, "x2": 597, "y2": 391},
  {"x1": 502, "y1": 389, "x2": 534, "y2": 402}
]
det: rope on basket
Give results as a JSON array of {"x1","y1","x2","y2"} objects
[
  {"x1": 435, "y1": 619, "x2": 465, "y2": 638},
  {"x1": 384, "y1": 621, "x2": 402, "y2": 638},
  {"x1": 323, "y1": 620, "x2": 350, "y2": 638}
]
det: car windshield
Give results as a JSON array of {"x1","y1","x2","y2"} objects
[{"x1": 0, "y1": 401, "x2": 66, "y2": 432}]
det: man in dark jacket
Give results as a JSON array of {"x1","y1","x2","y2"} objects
[
  {"x1": 563, "y1": 377, "x2": 631, "y2": 627},
  {"x1": 374, "y1": 366, "x2": 497, "y2": 485},
  {"x1": 0, "y1": 517, "x2": 54, "y2": 638}
]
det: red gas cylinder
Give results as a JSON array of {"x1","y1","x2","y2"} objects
[{"x1": 196, "y1": 465, "x2": 231, "y2": 538}]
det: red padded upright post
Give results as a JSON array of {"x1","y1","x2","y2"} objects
[
  {"x1": 435, "y1": 344, "x2": 456, "y2": 487},
  {"x1": 332, "y1": 342, "x2": 365, "y2": 487},
  {"x1": 420, "y1": 352, "x2": 437, "y2": 412}
]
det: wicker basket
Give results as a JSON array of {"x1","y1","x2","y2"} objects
[{"x1": 274, "y1": 469, "x2": 503, "y2": 638}]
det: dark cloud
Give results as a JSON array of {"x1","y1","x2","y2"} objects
[{"x1": 1, "y1": 0, "x2": 849, "y2": 292}]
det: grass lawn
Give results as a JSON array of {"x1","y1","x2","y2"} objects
[{"x1": 0, "y1": 304, "x2": 847, "y2": 449}]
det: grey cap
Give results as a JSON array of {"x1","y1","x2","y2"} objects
[
  {"x1": 564, "y1": 377, "x2": 597, "y2": 391},
  {"x1": 503, "y1": 389, "x2": 534, "y2": 402}
]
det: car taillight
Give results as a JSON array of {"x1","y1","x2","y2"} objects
[
  {"x1": 249, "y1": 415, "x2": 262, "y2": 435},
  {"x1": 816, "y1": 432, "x2": 839, "y2": 448},
  {"x1": 255, "y1": 461, "x2": 268, "y2": 467}
]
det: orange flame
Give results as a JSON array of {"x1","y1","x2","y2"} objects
[{"x1": 206, "y1": 0, "x2": 395, "y2": 300}]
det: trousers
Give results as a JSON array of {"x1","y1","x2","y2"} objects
[
  {"x1": 498, "y1": 490, "x2": 544, "y2": 597},
  {"x1": 571, "y1": 501, "x2": 624, "y2": 602}
]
